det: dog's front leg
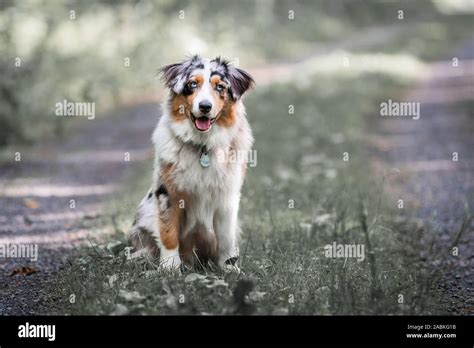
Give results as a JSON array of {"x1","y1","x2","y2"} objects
[
  {"x1": 214, "y1": 193, "x2": 240, "y2": 269},
  {"x1": 157, "y1": 194, "x2": 182, "y2": 270}
]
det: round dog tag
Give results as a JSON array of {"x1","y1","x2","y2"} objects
[{"x1": 200, "y1": 152, "x2": 210, "y2": 167}]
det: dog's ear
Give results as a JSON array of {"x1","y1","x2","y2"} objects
[
  {"x1": 159, "y1": 63, "x2": 185, "y2": 92},
  {"x1": 160, "y1": 55, "x2": 202, "y2": 93},
  {"x1": 227, "y1": 66, "x2": 254, "y2": 100}
]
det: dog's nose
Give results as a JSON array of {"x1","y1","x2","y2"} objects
[{"x1": 199, "y1": 101, "x2": 212, "y2": 114}]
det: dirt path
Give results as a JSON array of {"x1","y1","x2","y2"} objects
[
  {"x1": 371, "y1": 38, "x2": 474, "y2": 314},
  {"x1": 0, "y1": 103, "x2": 158, "y2": 314}
]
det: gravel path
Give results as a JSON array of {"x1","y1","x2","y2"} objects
[
  {"x1": 0, "y1": 103, "x2": 159, "y2": 314},
  {"x1": 372, "y1": 38, "x2": 474, "y2": 314}
]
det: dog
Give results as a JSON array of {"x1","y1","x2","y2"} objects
[{"x1": 128, "y1": 55, "x2": 254, "y2": 270}]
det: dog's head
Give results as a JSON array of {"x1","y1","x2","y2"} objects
[{"x1": 160, "y1": 55, "x2": 254, "y2": 133}]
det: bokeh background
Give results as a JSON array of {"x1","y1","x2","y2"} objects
[{"x1": 1, "y1": 0, "x2": 472, "y2": 144}]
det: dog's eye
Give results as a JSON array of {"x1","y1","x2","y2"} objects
[
  {"x1": 215, "y1": 84, "x2": 225, "y2": 92},
  {"x1": 189, "y1": 81, "x2": 198, "y2": 89}
]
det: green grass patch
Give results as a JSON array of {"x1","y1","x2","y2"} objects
[{"x1": 53, "y1": 70, "x2": 450, "y2": 315}]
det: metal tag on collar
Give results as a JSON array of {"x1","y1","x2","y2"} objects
[{"x1": 199, "y1": 146, "x2": 210, "y2": 168}]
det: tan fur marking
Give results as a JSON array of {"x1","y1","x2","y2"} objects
[
  {"x1": 158, "y1": 163, "x2": 187, "y2": 250},
  {"x1": 217, "y1": 101, "x2": 237, "y2": 128},
  {"x1": 194, "y1": 74, "x2": 204, "y2": 86},
  {"x1": 210, "y1": 75, "x2": 221, "y2": 86},
  {"x1": 171, "y1": 95, "x2": 189, "y2": 122},
  {"x1": 180, "y1": 222, "x2": 217, "y2": 266}
]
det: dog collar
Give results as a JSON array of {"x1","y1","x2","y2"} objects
[{"x1": 199, "y1": 145, "x2": 210, "y2": 168}]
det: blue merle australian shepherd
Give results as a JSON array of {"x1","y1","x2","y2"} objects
[{"x1": 128, "y1": 56, "x2": 254, "y2": 270}]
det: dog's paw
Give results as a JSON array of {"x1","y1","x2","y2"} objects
[
  {"x1": 222, "y1": 263, "x2": 241, "y2": 274},
  {"x1": 159, "y1": 254, "x2": 181, "y2": 271},
  {"x1": 221, "y1": 256, "x2": 241, "y2": 274}
]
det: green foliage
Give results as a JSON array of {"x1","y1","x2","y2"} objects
[{"x1": 0, "y1": 0, "x2": 463, "y2": 146}]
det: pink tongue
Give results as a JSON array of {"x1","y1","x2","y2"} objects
[{"x1": 195, "y1": 117, "x2": 211, "y2": 131}]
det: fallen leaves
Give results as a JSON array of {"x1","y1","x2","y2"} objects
[
  {"x1": 205, "y1": 279, "x2": 228, "y2": 288},
  {"x1": 184, "y1": 273, "x2": 207, "y2": 283},
  {"x1": 9, "y1": 266, "x2": 40, "y2": 277},
  {"x1": 144, "y1": 270, "x2": 160, "y2": 279},
  {"x1": 183, "y1": 273, "x2": 228, "y2": 288},
  {"x1": 108, "y1": 274, "x2": 118, "y2": 288},
  {"x1": 110, "y1": 304, "x2": 129, "y2": 316},
  {"x1": 23, "y1": 198, "x2": 39, "y2": 209},
  {"x1": 249, "y1": 291, "x2": 267, "y2": 301},
  {"x1": 165, "y1": 295, "x2": 178, "y2": 310},
  {"x1": 118, "y1": 289, "x2": 145, "y2": 303}
]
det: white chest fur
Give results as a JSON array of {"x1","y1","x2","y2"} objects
[
  {"x1": 152, "y1": 108, "x2": 251, "y2": 237},
  {"x1": 173, "y1": 144, "x2": 242, "y2": 230},
  {"x1": 173, "y1": 145, "x2": 239, "y2": 193}
]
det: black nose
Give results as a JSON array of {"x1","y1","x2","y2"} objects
[{"x1": 199, "y1": 101, "x2": 212, "y2": 114}]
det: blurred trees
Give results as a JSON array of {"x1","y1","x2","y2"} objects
[{"x1": 0, "y1": 0, "x2": 445, "y2": 146}]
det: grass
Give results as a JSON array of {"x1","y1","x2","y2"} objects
[
  {"x1": 53, "y1": 69, "x2": 451, "y2": 315},
  {"x1": 51, "y1": 10, "x2": 473, "y2": 316}
]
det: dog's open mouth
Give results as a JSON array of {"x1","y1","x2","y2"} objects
[{"x1": 192, "y1": 115, "x2": 216, "y2": 132}]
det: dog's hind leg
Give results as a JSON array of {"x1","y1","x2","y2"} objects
[{"x1": 128, "y1": 189, "x2": 160, "y2": 259}]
